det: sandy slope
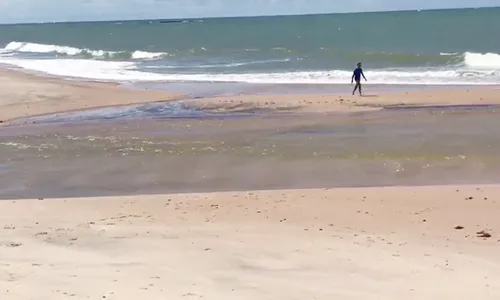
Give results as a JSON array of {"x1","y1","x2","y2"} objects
[
  {"x1": 1, "y1": 185, "x2": 500, "y2": 299},
  {"x1": 0, "y1": 69, "x2": 184, "y2": 123}
]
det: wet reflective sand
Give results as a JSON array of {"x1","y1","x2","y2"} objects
[{"x1": 1, "y1": 106, "x2": 500, "y2": 199}]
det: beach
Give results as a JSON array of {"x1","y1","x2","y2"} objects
[
  {"x1": 2, "y1": 186, "x2": 500, "y2": 299},
  {"x1": 2, "y1": 67, "x2": 500, "y2": 124},
  {"x1": 184, "y1": 86, "x2": 500, "y2": 113},
  {"x1": 2, "y1": 8, "x2": 500, "y2": 298},
  {"x1": 0, "y1": 68, "x2": 184, "y2": 123},
  {"x1": 1, "y1": 66, "x2": 500, "y2": 299}
]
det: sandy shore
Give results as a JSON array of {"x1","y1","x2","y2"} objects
[
  {"x1": 1, "y1": 67, "x2": 500, "y2": 122},
  {"x1": 2, "y1": 68, "x2": 500, "y2": 299},
  {"x1": 186, "y1": 87, "x2": 500, "y2": 113},
  {"x1": 1, "y1": 185, "x2": 499, "y2": 299},
  {"x1": 0, "y1": 68, "x2": 185, "y2": 123}
]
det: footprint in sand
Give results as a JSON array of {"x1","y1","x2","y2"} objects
[{"x1": 0, "y1": 242, "x2": 22, "y2": 247}]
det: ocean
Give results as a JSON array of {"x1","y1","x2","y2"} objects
[{"x1": 0, "y1": 7, "x2": 499, "y2": 85}]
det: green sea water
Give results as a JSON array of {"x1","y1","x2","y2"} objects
[{"x1": 0, "y1": 7, "x2": 499, "y2": 84}]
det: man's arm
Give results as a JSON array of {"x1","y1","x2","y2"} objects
[
  {"x1": 362, "y1": 70, "x2": 367, "y2": 81},
  {"x1": 351, "y1": 72, "x2": 355, "y2": 83}
]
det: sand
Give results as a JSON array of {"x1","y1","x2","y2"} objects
[
  {"x1": 0, "y1": 68, "x2": 185, "y2": 123},
  {"x1": 1, "y1": 185, "x2": 500, "y2": 299},
  {"x1": 186, "y1": 87, "x2": 500, "y2": 113},
  {"x1": 2, "y1": 68, "x2": 500, "y2": 299},
  {"x1": 1, "y1": 68, "x2": 500, "y2": 123}
]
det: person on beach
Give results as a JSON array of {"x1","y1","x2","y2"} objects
[{"x1": 351, "y1": 62, "x2": 367, "y2": 95}]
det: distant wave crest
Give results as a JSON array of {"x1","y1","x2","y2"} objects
[{"x1": 2, "y1": 41, "x2": 169, "y2": 60}]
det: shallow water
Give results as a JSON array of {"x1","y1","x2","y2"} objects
[{"x1": 2, "y1": 106, "x2": 500, "y2": 199}]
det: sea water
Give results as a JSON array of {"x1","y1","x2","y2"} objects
[{"x1": 0, "y1": 7, "x2": 499, "y2": 85}]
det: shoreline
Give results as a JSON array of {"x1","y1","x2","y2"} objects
[
  {"x1": 0, "y1": 67, "x2": 187, "y2": 125},
  {"x1": 1, "y1": 66, "x2": 500, "y2": 125},
  {"x1": 184, "y1": 86, "x2": 500, "y2": 114}
]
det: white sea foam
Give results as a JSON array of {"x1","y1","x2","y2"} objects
[
  {"x1": 5, "y1": 41, "x2": 82, "y2": 55},
  {"x1": 2, "y1": 41, "x2": 168, "y2": 60},
  {"x1": 0, "y1": 58, "x2": 163, "y2": 81},
  {"x1": 131, "y1": 50, "x2": 165, "y2": 59},
  {"x1": 1, "y1": 56, "x2": 499, "y2": 85},
  {"x1": 1, "y1": 40, "x2": 500, "y2": 85},
  {"x1": 463, "y1": 52, "x2": 500, "y2": 69}
]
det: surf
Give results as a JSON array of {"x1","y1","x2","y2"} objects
[
  {"x1": 1, "y1": 40, "x2": 500, "y2": 85},
  {"x1": 0, "y1": 56, "x2": 498, "y2": 85},
  {"x1": 463, "y1": 52, "x2": 500, "y2": 69},
  {"x1": 2, "y1": 41, "x2": 169, "y2": 60}
]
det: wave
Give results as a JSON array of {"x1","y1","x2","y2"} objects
[
  {"x1": 1, "y1": 40, "x2": 499, "y2": 85},
  {"x1": 3, "y1": 41, "x2": 500, "y2": 71},
  {"x1": 1, "y1": 56, "x2": 499, "y2": 85},
  {"x1": 352, "y1": 51, "x2": 500, "y2": 69},
  {"x1": 2, "y1": 41, "x2": 169, "y2": 60},
  {"x1": 463, "y1": 52, "x2": 500, "y2": 69}
]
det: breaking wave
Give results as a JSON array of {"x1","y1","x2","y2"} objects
[
  {"x1": 2, "y1": 41, "x2": 169, "y2": 60},
  {"x1": 1, "y1": 40, "x2": 499, "y2": 85}
]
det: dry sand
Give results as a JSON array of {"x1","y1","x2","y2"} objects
[
  {"x1": 0, "y1": 68, "x2": 185, "y2": 123},
  {"x1": 187, "y1": 87, "x2": 500, "y2": 113},
  {"x1": 1, "y1": 185, "x2": 500, "y2": 299}
]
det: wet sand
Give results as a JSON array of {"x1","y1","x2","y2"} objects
[
  {"x1": 2, "y1": 109, "x2": 500, "y2": 199},
  {"x1": 2, "y1": 67, "x2": 500, "y2": 124},
  {"x1": 186, "y1": 86, "x2": 500, "y2": 113},
  {"x1": 0, "y1": 68, "x2": 185, "y2": 123},
  {"x1": 2, "y1": 68, "x2": 500, "y2": 299}
]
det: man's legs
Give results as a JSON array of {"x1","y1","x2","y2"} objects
[{"x1": 352, "y1": 81, "x2": 360, "y2": 95}]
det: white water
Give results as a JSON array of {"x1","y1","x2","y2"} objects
[
  {"x1": 1, "y1": 41, "x2": 500, "y2": 85},
  {"x1": 463, "y1": 52, "x2": 500, "y2": 69},
  {"x1": 3, "y1": 41, "x2": 168, "y2": 60}
]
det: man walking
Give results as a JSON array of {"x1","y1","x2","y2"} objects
[{"x1": 351, "y1": 62, "x2": 367, "y2": 95}]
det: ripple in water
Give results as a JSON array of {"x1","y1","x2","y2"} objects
[{"x1": 22, "y1": 101, "x2": 210, "y2": 124}]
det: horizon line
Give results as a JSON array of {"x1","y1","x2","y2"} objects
[{"x1": 1, "y1": 5, "x2": 498, "y2": 26}]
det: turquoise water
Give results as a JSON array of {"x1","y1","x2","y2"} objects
[{"x1": 0, "y1": 7, "x2": 499, "y2": 85}]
